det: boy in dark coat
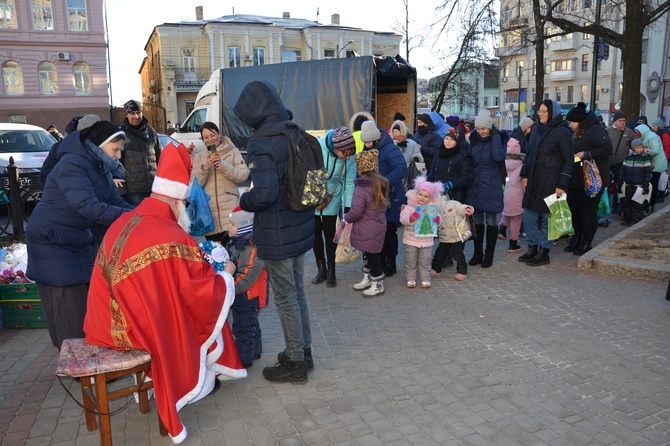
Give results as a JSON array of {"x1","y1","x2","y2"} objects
[
  {"x1": 226, "y1": 207, "x2": 268, "y2": 368},
  {"x1": 618, "y1": 139, "x2": 653, "y2": 225}
]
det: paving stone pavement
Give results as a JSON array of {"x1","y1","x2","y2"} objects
[{"x1": 1, "y1": 210, "x2": 669, "y2": 446}]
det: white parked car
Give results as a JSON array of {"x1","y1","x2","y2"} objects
[{"x1": 0, "y1": 123, "x2": 55, "y2": 176}]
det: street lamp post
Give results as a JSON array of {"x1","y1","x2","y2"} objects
[
  {"x1": 518, "y1": 65, "x2": 523, "y2": 126},
  {"x1": 337, "y1": 40, "x2": 353, "y2": 58}
]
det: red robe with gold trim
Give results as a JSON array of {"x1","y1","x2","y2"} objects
[{"x1": 84, "y1": 198, "x2": 246, "y2": 443}]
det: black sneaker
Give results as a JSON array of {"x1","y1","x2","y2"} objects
[
  {"x1": 277, "y1": 348, "x2": 314, "y2": 370},
  {"x1": 263, "y1": 359, "x2": 308, "y2": 384}
]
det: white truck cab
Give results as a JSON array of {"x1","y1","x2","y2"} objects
[{"x1": 172, "y1": 71, "x2": 220, "y2": 155}]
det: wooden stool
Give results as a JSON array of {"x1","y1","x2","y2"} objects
[{"x1": 56, "y1": 338, "x2": 168, "y2": 446}]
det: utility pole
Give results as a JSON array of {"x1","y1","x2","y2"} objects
[{"x1": 589, "y1": 0, "x2": 602, "y2": 110}]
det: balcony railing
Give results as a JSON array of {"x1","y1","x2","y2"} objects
[
  {"x1": 495, "y1": 44, "x2": 528, "y2": 58},
  {"x1": 173, "y1": 68, "x2": 212, "y2": 84},
  {"x1": 549, "y1": 69, "x2": 576, "y2": 81},
  {"x1": 548, "y1": 36, "x2": 579, "y2": 51},
  {"x1": 501, "y1": 16, "x2": 529, "y2": 30}
]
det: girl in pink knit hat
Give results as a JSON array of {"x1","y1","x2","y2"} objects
[{"x1": 399, "y1": 176, "x2": 442, "y2": 288}]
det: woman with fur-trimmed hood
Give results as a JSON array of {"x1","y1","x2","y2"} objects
[
  {"x1": 391, "y1": 119, "x2": 423, "y2": 165},
  {"x1": 349, "y1": 111, "x2": 374, "y2": 154}
]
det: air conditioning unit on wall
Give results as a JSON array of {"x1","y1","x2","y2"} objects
[
  {"x1": 57, "y1": 52, "x2": 70, "y2": 61},
  {"x1": 600, "y1": 87, "x2": 609, "y2": 93},
  {"x1": 244, "y1": 55, "x2": 251, "y2": 61}
]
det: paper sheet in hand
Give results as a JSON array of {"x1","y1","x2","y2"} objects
[{"x1": 632, "y1": 185, "x2": 652, "y2": 204}]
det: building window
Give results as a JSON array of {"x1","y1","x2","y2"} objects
[
  {"x1": 503, "y1": 63, "x2": 510, "y2": 78},
  {"x1": 73, "y1": 62, "x2": 92, "y2": 94},
  {"x1": 67, "y1": 0, "x2": 87, "y2": 31},
  {"x1": 555, "y1": 86, "x2": 562, "y2": 102},
  {"x1": 544, "y1": 88, "x2": 549, "y2": 100},
  {"x1": 532, "y1": 59, "x2": 536, "y2": 76},
  {"x1": 324, "y1": 49, "x2": 335, "y2": 59},
  {"x1": 31, "y1": 0, "x2": 53, "y2": 30},
  {"x1": 185, "y1": 101, "x2": 195, "y2": 116},
  {"x1": 581, "y1": 54, "x2": 589, "y2": 71},
  {"x1": 567, "y1": 85, "x2": 574, "y2": 103},
  {"x1": 8, "y1": 114, "x2": 26, "y2": 123},
  {"x1": 583, "y1": 0, "x2": 592, "y2": 7},
  {"x1": 595, "y1": 84, "x2": 600, "y2": 102},
  {"x1": 641, "y1": 39, "x2": 648, "y2": 64},
  {"x1": 38, "y1": 61, "x2": 58, "y2": 94},
  {"x1": 551, "y1": 59, "x2": 574, "y2": 71},
  {"x1": 281, "y1": 49, "x2": 301, "y2": 63},
  {"x1": 0, "y1": 0, "x2": 17, "y2": 29},
  {"x1": 253, "y1": 47, "x2": 265, "y2": 66},
  {"x1": 484, "y1": 96, "x2": 489, "y2": 107},
  {"x1": 516, "y1": 60, "x2": 524, "y2": 78},
  {"x1": 182, "y1": 48, "x2": 195, "y2": 72},
  {"x1": 228, "y1": 47, "x2": 241, "y2": 68},
  {"x1": 3, "y1": 61, "x2": 23, "y2": 95},
  {"x1": 580, "y1": 85, "x2": 588, "y2": 101},
  {"x1": 545, "y1": 59, "x2": 550, "y2": 74}
]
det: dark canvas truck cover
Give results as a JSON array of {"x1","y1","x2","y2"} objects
[{"x1": 219, "y1": 55, "x2": 416, "y2": 147}]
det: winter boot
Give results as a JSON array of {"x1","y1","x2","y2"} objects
[
  {"x1": 326, "y1": 261, "x2": 337, "y2": 287},
  {"x1": 498, "y1": 224, "x2": 508, "y2": 240},
  {"x1": 277, "y1": 348, "x2": 314, "y2": 371},
  {"x1": 468, "y1": 224, "x2": 485, "y2": 266},
  {"x1": 382, "y1": 256, "x2": 397, "y2": 277},
  {"x1": 262, "y1": 358, "x2": 308, "y2": 384},
  {"x1": 311, "y1": 260, "x2": 327, "y2": 285},
  {"x1": 481, "y1": 225, "x2": 498, "y2": 268},
  {"x1": 526, "y1": 247, "x2": 550, "y2": 266},
  {"x1": 563, "y1": 235, "x2": 581, "y2": 253},
  {"x1": 353, "y1": 272, "x2": 372, "y2": 290},
  {"x1": 518, "y1": 245, "x2": 538, "y2": 262},
  {"x1": 573, "y1": 239, "x2": 593, "y2": 256},
  {"x1": 362, "y1": 275, "x2": 385, "y2": 297},
  {"x1": 508, "y1": 239, "x2": 521, "y2": 253}
]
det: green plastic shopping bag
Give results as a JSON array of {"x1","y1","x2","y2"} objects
[{"x1": 544, "y1": 193, "x2": 574, "y2": 241}]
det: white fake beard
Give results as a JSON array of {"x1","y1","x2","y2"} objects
[{"x1": 177, "y1": 200, "x2": 191, "y2": 233}]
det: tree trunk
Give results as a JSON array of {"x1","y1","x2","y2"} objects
[{"x1": 621, "y1": 0, "x2": 644, "y2": 119}]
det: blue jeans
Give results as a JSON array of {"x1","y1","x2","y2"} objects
[
  {"x1": 472, "y1": 210, "x2": 499, "y2": 226},
  {"x1": 266, "y1": 253, "x2": 311, "y2": 362},
  {"x1": 523, "y1": 209, "x2": 552, "y2": 249}
]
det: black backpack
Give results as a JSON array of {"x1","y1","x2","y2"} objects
[{"x1": 254, "y1": 122, "x2": 328, "y2": 212}]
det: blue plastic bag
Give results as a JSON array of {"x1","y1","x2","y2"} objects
[{"x1": 186, "y1": 179, "x2": 214, "y2": 236}]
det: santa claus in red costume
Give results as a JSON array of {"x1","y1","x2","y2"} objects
[{"x1": 84, "y1": 141, "x2": 246, "y2": 443}]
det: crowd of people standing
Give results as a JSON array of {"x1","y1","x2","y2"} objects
[{"x1": 26, "y1": 87, "x2": 669, "y2": 441}]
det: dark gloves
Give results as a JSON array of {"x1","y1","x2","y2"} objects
[
  {"x1": 642, "y1": 184, "x2": 649, "y2": 195},
  {"x1": 443, "y1": 181, "x2": 454, "y2": 192}
]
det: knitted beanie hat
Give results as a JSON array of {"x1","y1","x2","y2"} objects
[
  {"x1": 444, "y1": 127, "x2": 460, "y2": 143},
  {"x1": 229, "y1": 205, "x2": 254, "y2": 236},
  {"x1": 123, "y1": 99, "x2": 142, "y2": 115},
  {"x1": 630, "y1": 139, "x2": 644, "y2": 150},
  {"x1": 355, "y1": 149, "x2": 379, "y2": 174},
  {"x1": 612, "y1": 111, "x2": 626, "y2": 122},
  {"x1": 566, "y1": 102, "x2": 589, "y2": 123},
  {"x1": 474, "y1": 110, "x2": 494, "y2": 129},
  {"x1": 331, "y1": 126, "x2": 355, "y2": 152},
  {"x1": 360, "y1": 121, "x2": 380, "y2": 142},
  {"x1": 519, "y1": 117, "x2": 534, "y2": 133},
  {"x1": 651, "y1": 117, "x2": 664, "y2": 128}
]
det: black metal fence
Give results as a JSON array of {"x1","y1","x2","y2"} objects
[{"x1": 0, "y1": 159, "x2": 43, "y2": 242}]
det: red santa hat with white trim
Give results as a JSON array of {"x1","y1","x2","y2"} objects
[{"x1": 151, "y1": 141, "x2": 192, "y2": 199}]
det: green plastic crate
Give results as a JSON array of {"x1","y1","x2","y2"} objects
[
  {"x1": 0, "y1": 283, "x2": 45, "y2": 328},
  {"x1": 0, "y1": 282, "x2": 39, "y2": 300}
]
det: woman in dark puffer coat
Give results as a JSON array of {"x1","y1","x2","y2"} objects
[
  {"x1": 465, "y1": 110, "x2": 507, "y2": 268},
  {"x1": 519, "y1": 99, "x2": 574, "y2": 266},
  {"x1": 26, "y1": 121, "x2": 134, "y2": 349},
  {"x1": 564, "y1": 102, "x2": 612, "y2": 255}
]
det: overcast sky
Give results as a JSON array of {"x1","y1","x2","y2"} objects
[{"x1": 105, "y1": 0, "x2": 442, "y2": 105}]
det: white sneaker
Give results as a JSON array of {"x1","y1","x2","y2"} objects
[
  {"x1": 353, "y1": 273, "x2": 371, "y2": 290},
  {"x1": 362, "y1": 279, "x2": 384, "y2": 297}
]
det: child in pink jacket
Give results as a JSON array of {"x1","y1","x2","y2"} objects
[{"x1": 400, "y1": 177, "x2": 442, "y2": 288}]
